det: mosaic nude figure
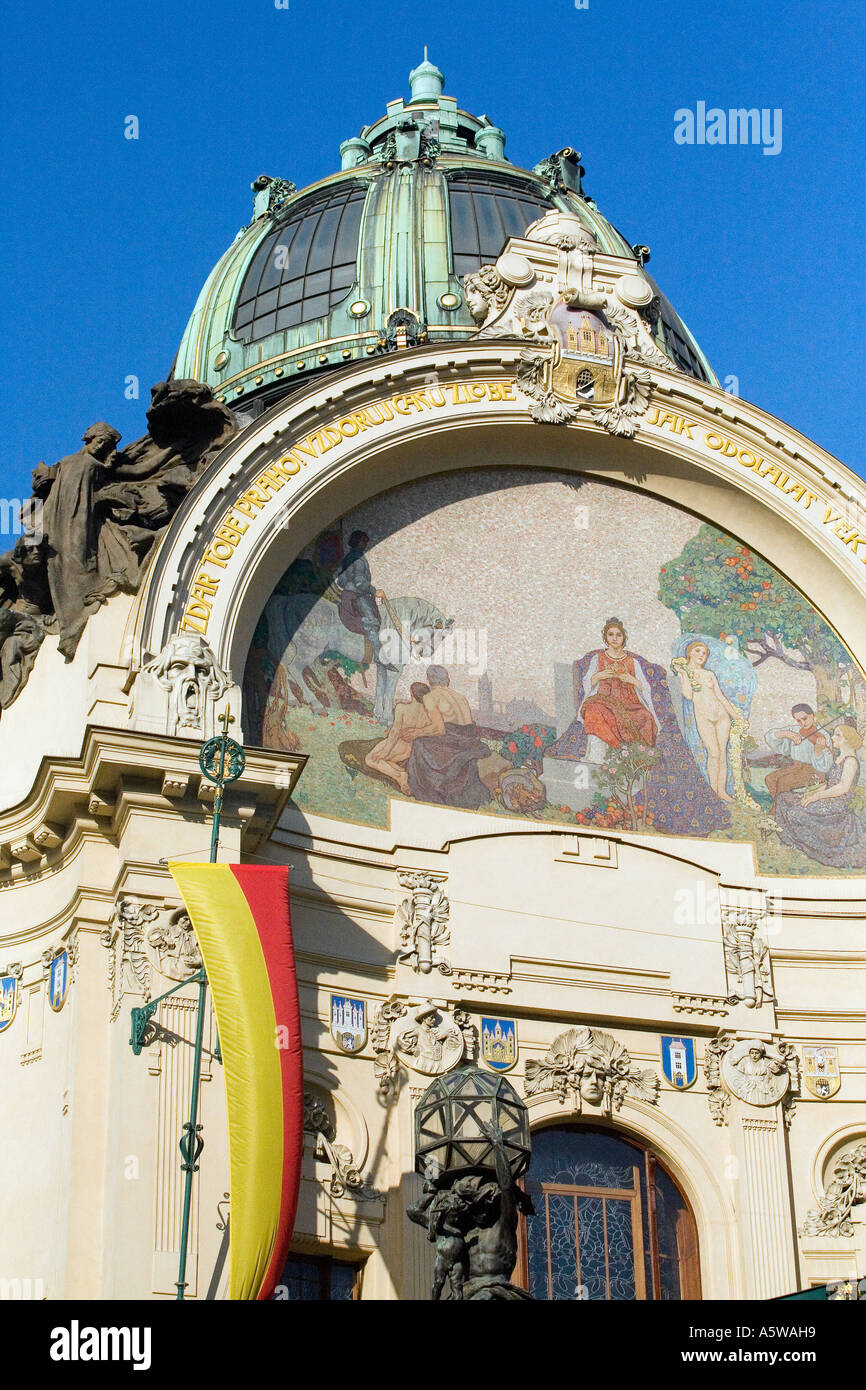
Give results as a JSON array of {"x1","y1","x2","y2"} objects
[
  {"x1": 365, "y1": 682, "x2": 432, "y2": 794},
  {"x1": 673, "y1": 640, "x2": 741, "y2": 801}
]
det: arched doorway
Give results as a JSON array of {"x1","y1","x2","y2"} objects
[{"x1": 517, "y1": 1125, "x2": 701, "y2": 1300}]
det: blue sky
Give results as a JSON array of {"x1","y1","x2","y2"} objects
[{"x1": 2, "y1": 0, "x2": 863, "y2": 531}]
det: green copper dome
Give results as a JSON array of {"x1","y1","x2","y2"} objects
[{"x1": 173, "y1": 60, "x2": 716, "y2": 410}]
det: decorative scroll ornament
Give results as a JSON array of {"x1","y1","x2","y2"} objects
[
  {"x1": 250, "y1": 174, "x2": 297, "y2": 218},
  {"x1": 372, "y1": 997, "x2": 476, "y2": 1099},
  {"x1": 800, "y1": 1144, "x2": 866, "y2": 1238},
  {"x1": 524, "y1": 1025, "x2": 660, "y2": 1115},
  {"x1": 532, "y1": 147, "x2": 586, "y2": 195},
  {"x1": 303, "y1": 1091, "x2": 377, "y2": 1200},
  {"x1": 396, "y1": 871, "x2": 451, "y2": 975},
  {"x1": 100, "y1": 899, "x2": 159, "y2": 1020},
  {"x1": 721, "y1": 906, "x2": 774, "y2": 1008},
  {"x1": 136, "y1": 632, "x2": 233, "y2": 739},
  {"x1": 704, "y1": 1034, "x2": 734, "y2": 1125}
]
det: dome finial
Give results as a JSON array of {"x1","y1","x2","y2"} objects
[{"x1": 408, "y1": 50, "x2": 445, "y2": 102}]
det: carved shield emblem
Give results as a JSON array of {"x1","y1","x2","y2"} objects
[
  {"x1": 547, "y1": 302, "x2": 622, "y2": 408},
  {"x1": 48, "y1": 950, "x2": 69, "y2": 1013},
  {"x1": 803, "y1": 1045, "x2": 840, "y2": 1099},
  {"x1": 330, "y1": 995, "x2": 367, "y2": 1054},
  {"x1": 481, "y1": 1017, "x2": 518, "y2": 1072},
  {"x1": 661, "y1": 1035, "x2": 696, "y2": 1090},
  {"x1": 0, "y1": 975, "x2": 19, "y2": 1033}
]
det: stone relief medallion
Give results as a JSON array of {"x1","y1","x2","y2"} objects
[
  {"x1": 145, "y1": 908, "x2": 203, "y2": 984},
  {"x1": 393, "y1": 1001, "x2": 466, "y2": 1076},
  {"x1": 372, "y1": 997, "x2": 476, "y2": 1098},
  {"x1": 721, "y1": 1038, "x2": 792, "y2": 1106}
]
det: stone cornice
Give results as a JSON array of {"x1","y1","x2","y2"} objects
[{"x1": 0, "y1": 726, "x2": 306, "y2": 885}]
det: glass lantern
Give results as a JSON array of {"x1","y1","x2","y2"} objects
[{"x1": 414, "y1": 1066, "x2": 531, "y2": 1179}]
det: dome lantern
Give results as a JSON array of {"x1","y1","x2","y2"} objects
[
  {"x1": 408, "y1": 47, "x2": 445, "y2": 103},
  {"x1": 171, "y1": 63, "x2": 717, "y2": 407}
]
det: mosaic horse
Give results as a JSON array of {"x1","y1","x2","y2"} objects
[{"x1": 262, "y1": 592, "x2": 452, "y2": 725}]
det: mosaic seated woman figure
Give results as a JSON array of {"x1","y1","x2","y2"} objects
[
  {"x1": 573, "y1": 618, "x2": 659, "y2": 761},
  {"x1": 548, "y1": 616, "x2": 730, "y2": 838},
  {"x1": 774, "y1": 723, "x2": 866, "y2": 870}
]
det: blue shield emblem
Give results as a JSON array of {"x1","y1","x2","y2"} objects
[
  {"x1": 481, "y1": 1018, "x2": 518, "y2": 1072},
  {"x1": 49, "y1": 951, "x2": 69, "y2": 1012},
  {"x1": 661, "y1": 1036, "x2": 696, "y2": 1089},
  {"x1": 0, "y1": 975, "x2": 19, "y2": 1034},
  {"x1": 330, "y1": 996, "x2": 367, "y2": 1054}
]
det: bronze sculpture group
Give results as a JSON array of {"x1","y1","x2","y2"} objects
[{"x1": 0, "y1": 380, "x2": 235, "y2": 711}]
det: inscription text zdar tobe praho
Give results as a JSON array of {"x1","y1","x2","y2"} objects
[
  {"x1": 179, "y1": 381, "x2": 515, "y2": 636},
  {"x1": 177, "y1": 384, "x2": 862, "y2": 637}
]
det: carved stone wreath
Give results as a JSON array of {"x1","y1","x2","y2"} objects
[
  {"x1": 800, "y1": 1143, "x2": 866, "y2": 1238},
  {"x1": 303, "y1": 1091, "x2": 377, "y2": 1200}
]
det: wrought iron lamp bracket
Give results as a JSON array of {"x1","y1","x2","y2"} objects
[{"x1": 129, "y1": 970, "x2": 206, "y2": 1055}]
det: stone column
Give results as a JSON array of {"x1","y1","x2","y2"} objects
[{"x1": 731, "y1": 1103, "x2": 799, "y2": 1298}]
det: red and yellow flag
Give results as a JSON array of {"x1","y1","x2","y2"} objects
[{"x1": 170, "y1": 863, "x2": 303, "y2": 1300}]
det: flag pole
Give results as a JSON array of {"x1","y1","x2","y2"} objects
[
  {"x1": 129, "y1": 703, "x2": 245, "y2": 1301},
  {"x1": 174, "y1": 706, "x2": 246, "y2": 1301}
]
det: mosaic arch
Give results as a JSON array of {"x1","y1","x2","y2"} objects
[{"x1": 242, "y1": 467, "x2": 866, "y2": 877}]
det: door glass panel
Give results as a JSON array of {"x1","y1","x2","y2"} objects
[
  {"x1": 576, "y1": 1194, "x2": 608, "y2": 1300},
  {"x1": 546, "y1": 1193, "x2": 578, "y2": 1301},
  {"x1": 521, "y1": 1126, "x2": 700, "y2": 1301},
  {"x1": 604, "y1": 1197, "x2": 637, "y2": 1300}
]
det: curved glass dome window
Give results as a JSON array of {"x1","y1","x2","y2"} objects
[
  {"x1": 447, "y1": 173, "x2": 554, "y2": 278},
  {"x1": 233, "y1": 182, "x2": 366, "y2": 342},
  {"x1": 648, "y1": 279, "x2": 711, "y2": 383}
]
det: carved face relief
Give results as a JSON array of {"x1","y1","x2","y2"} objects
[
  {"x1": 578, "y1": 1069, "x2": 603, "y2": 1104},
  {"x1": 466, "y1": 284, "x2": 489, "y2": 321}
]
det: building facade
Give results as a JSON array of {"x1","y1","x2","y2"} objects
[{"x1": 2, "y1": 58, "x2": 865, "y2": 1301}]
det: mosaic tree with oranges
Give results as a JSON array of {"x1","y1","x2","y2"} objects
[{"x1": 658, "y1": 523, "x2": 858, "y2": 716}]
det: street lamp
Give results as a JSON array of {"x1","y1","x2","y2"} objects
[{"x1": 409, "y1": 1065, "x2": 534, "y2": 1301}]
